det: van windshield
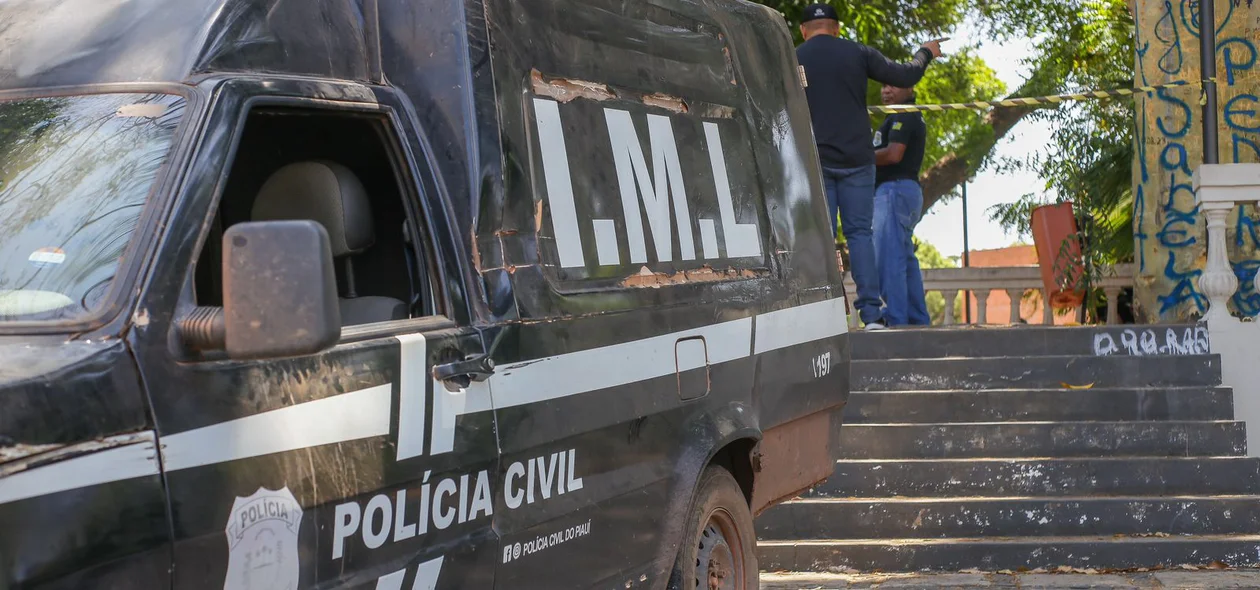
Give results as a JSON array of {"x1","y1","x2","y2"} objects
[{"x1": 0, "y1": 93, "x2": 185, "y2": 323}]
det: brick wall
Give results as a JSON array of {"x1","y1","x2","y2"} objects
[{"x1": 966, "y1": 245, "x2": 1076, "y2": 326}]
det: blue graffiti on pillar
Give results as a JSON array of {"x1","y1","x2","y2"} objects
[
  {"x1": 1226, "y1": 93, "x2": 1260, "y2": 163},
  {"x1": 1236, "y1": 211, "x2": 1260, "y2": 250},
  {"x1": 1159, "y1": 201, "x2": 1200, "y2": 247},
  {"x1": 1138, "y1": 109, "x2": 1152, "y2": 184},
  {"x1": 1137, "y1": 110, "x2": 1151, "y2": 272},
  {"x1": 1220, "y1": 37, "x2": 1257, "y2": 85},
  {"x1": 1158, "y1": 250, "x2": 1207, "y2": 315},
  {"x1": 1225, "y1": 94, "x2": 1260, "y2": 132},
  {"x1": 1136, "y1": 16, "x2": 1152, "y2": 86},
  {"x1": 1136, "y1": 185, "x2": 1149, "y2": 272},
  {"x1": 1235, "y1": 133, "x2": 1260, "y2": 162},
  {"x1": 1163, "y1": 174, "x2": 1197, "y2": 213},
  {"x1": 1231, "y1": 260, "x2": 1260, "y2": 316},
  {"x1": 1181, "y1": 0, "x2": 1236, "y2": 40},
  {"x1": 1220, "y1": 35, "x2": 1259, "y2": 162},
  {"x1": 1236, "y1": 211, "x2": 1260, "y2": 317},
  {"x1": 1161, "y1": 143, "x2": 1194, "y2": 176},
  {"x1": 1156, "y1": 87, "x2": 1193, "y2": 138},
  {"x1": 1158, "y1": 1, "x2": 1184, "y2": 74}
]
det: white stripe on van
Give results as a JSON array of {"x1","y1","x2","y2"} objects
[
  {"x1": 395, "y1": 333, "x2": 428, "y2": 461},
  {"x1": 753, "y1": 297, "x2": 849, "y2": 355},
  {"x1": 0, "y1": 298, "x2": 847, "y2": 500},
  {"x1": 429, "y1": 300, "x2": 846, "y2": 453},
  {"x1": 161, "y1": 383, "x2": 393, "y2": 471},
  {"x1": 426, "y1": 316, "x2": 753, "y2": 454},
  {"x1": 486, "y1": 316, "x2": 752, "y2": 411},
  {"x1": 0, "y1": 434, "x2": 160, "y2": 505}
]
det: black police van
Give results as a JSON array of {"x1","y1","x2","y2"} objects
[{"x1": 0, "y1": 0, "x2": 850, "y2": 588}]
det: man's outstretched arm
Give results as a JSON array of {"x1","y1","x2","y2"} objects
[{"x1": 864, "y1": 40, "x2": 943, "y2": 88}]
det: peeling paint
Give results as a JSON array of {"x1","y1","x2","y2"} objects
[
  {"x1": 618, "y1": 265, "x2": 764, "y2": 289},
  {"x1": 0, "y1": 432, "x2": 153, "y2": 476},
  {"x1": 470, "y1": 225, "x2": 483, "y2": 271},
  {"x1": 530, "y1": 69, "x2": 615, "y2": 103},
  {"x1": 0, "y1": 443, "x2": 59, "y2": 465},
  {"x1": 641, "y1": 92, "x2": 687, "y2": 114}
]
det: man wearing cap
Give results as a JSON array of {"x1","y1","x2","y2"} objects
[
  {"x1": 795, "y1": 3, "x2": 942, "y2": 330},
  {"x1": 873, "y1": 83, "x2": 931, "y2": 327}
]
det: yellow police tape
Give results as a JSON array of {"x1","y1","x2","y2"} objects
[{"x1": 867, "y1": 78, "x2": 1216, "y2": 114}]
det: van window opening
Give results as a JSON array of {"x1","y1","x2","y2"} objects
[
  {"x1": 0, "y1": 93, "x2": 185, "y2": 322},
  {"x1": 193, "y1": 107, "x2": 436, "y2": 325}
]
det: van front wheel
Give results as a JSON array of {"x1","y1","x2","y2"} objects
[{"x1": 670, "y1": 466, "x2": 758, "y2": 590}]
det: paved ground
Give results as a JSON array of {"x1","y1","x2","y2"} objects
[{"x1": 761, "y1": 570, "x2": 1260, "y2": 589}]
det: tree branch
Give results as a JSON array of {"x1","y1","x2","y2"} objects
[
  {"x1": 919, "y1": 103, "x2": 1037, "y2": 213},
  {"x1": 918, "y1": 58, "x2": 1069, "y2": 214}
]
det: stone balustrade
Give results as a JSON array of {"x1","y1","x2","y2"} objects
[
  {"x1": 1194, "y1": 164, "x2": 1260, "y2": 321},
  {"x1": 841, "y1": 264, "x2": 1135, "y2": 329},
  {"x1": 1193, "y1": 163, "x2": 1260, "y2": 458}
]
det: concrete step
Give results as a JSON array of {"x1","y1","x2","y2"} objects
[
  {"x1": 844, "y1": 387, "x2": 1234, "y2": 424},
  {"x1": 838, "y1": 421, "x2": 1247, "y2": 460},
  {"x1": 758, "y1": 534, "x2": 1260, "y2": 573},
  {"x1": 806, "y1": 457, "x2": 1260, "y2": 498},
  {"x1": 852, "y1": 355, "x2": 1220, "y2": 391},
  {"x1": 849, "y1": 324, "x2": 1208, "y2": 360},
  {"x1": 760, "y1": 571, "x2": 1260, "y2": 589},
  {"x1": 757, "y1": 496, "x2": 1260, "y2": 540}
]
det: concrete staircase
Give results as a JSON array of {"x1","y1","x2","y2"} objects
[{"x1": 758, "y1": 325, "x2": 1260, "y2": 573}]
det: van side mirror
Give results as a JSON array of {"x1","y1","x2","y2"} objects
[{"x1": 178, "y1": 220, "x2": 341, "y2": 359}]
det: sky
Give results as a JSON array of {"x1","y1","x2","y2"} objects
[{"x1": 912, "y1": 27, "x2": 1055, "y2": 259}]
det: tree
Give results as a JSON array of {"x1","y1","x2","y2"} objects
[
  {"x1": 761, "y1": 0, "x2": 1136, "y2": 215},
  {"x1": 987, "y1": 0, "x2": 1135, "y2": 259},
  {"x1": 914, "y1": 237, "x2": 963, "y2": 325},
  {"x1": 986, "y1": 0, "x2": 1135, "y2": 324}
]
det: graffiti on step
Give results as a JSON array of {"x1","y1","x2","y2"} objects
[{"x1": 1092, "y1": 326, "x2": 1209, "y2": 356}]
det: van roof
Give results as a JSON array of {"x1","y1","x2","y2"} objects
[{"x1": 0, "y1": 0, "x2": 382, "y2": 92}]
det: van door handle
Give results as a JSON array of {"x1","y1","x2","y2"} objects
[{"x1": 433, "y1": 354, "x2": 496, "y2": 391}]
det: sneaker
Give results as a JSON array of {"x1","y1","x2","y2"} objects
[{"x1": 863, "y1": 319, "x2": 888, "y2": 331}]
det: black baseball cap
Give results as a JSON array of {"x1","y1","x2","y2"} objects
[{"x1": 801, "y1": 3, "x2": 838, "y2": 22}]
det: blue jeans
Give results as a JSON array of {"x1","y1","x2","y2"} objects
[
  {"x1": 823, "y1": 165, "x2": 882, "y2": 325},
  {"x1": 873, "y1": 179, "x2": 930, "y2": 326}
]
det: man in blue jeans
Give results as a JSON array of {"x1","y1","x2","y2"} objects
[
  {"x1": 795, "y1": 3, "x2": 942, "y2": 330},
  {"x1": 873, "y1": 84, "x2": 930, "y2": 326}
]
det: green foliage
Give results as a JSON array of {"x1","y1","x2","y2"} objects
[
  {"x1": 771, "y1": 0, "x2": 1009, "y2": 176},
  {"x1": 914, "y1": 237, "x2": 963, "y2": 325},
  {"x1": 914, "y1": 236, "x2": 955, "y2": 269},
  {"x1": 763, "y1": 0, "x2": 1137, "y2": 216},
  {"x1": 769, "y1": 0, "x2": 1137, "y2": 314},
  {"x1": 898, "y1": 50, "x2": 1007, "y2": 176},
  {"x1": 771, "y1": 0, "x2": 967, "y2": 47},
  {"x1": 986, "y1": 0, "x2": 1134, "y2": 323}
]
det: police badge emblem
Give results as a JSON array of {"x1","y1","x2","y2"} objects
[{"x1": 224, "y1": 487, "x2": 303, "y2": 590}]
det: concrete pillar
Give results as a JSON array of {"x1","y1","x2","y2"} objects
[
  {"x1": 942, "y1": 290, "x2": 958, "y2": 326},
  {"x1": 974, "y1": 289, "x2": 991, "y2": 325},
  {"x1": 1104, "y1": 287, "x2": 1121, "y2": 325},
  {"x1": 1007, "y1": 289, "x2": 1024, "y2": 324}
]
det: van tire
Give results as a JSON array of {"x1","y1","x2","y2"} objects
[{"x1": 668, "y1": 466, "x2": 758, "y2": 590}]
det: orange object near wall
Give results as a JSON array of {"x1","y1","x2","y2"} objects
[{"x1": 1031, "y1": 203, "x2": 1085, "y2": 309}]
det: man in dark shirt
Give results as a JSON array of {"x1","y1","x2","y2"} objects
[
  {"x1": 873, "y1": 84, "x2": 930, "y2": 326},
  {"x1": 795, "y1": 3, "x2": 942, "y2": 330}
]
